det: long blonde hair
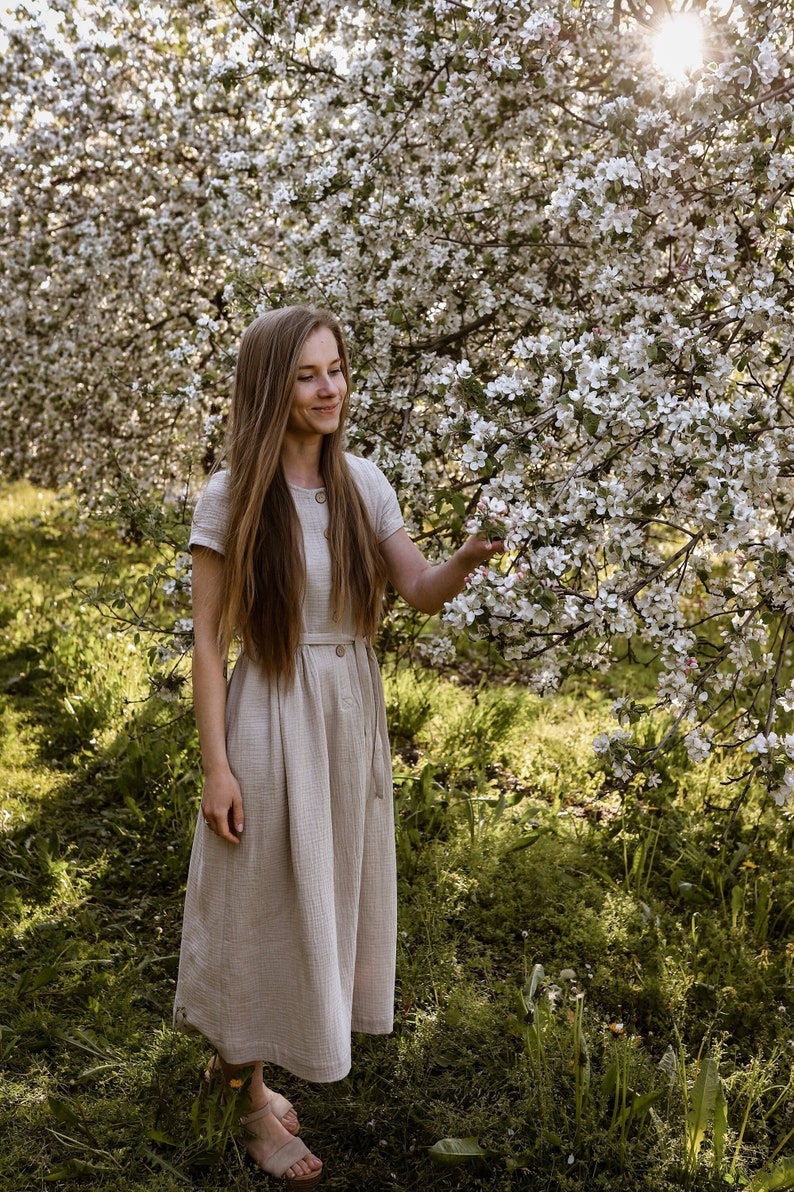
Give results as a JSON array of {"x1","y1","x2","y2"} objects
[{"x1": 218, "y1": 305, "x2": 386, "y2": 680}]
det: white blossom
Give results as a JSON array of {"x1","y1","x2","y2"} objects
[{"x1": 1, "y1": 0, "x2": 793, "y2": 790}]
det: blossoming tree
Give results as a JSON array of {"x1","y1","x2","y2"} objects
[{"x1": 2, "y1": 0, "x2": 793, "y2": 795}]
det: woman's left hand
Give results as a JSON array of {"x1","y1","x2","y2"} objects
[{"x1": 458, "y1": 533, "x2": 505, "y2": 568}]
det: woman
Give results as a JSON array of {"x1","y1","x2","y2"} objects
[{"x1": 174, "y1": 305, "x2": 502, "y2": 1186}]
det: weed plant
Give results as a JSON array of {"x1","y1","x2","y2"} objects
[{"x1": 1, "y1": 482, "x2": 793, "y2": 1191}]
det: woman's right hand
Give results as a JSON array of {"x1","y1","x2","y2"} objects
[{"x1": 201, "y1": 768, "x2": 245, "y2": 844}]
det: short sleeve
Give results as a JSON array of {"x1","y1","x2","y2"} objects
[
  {"x1": 346, "y1": 453, "x2": 404, "y2": 542},
  {"x1": 189, "y1": 470, "x2": 230, "y2": 556}
]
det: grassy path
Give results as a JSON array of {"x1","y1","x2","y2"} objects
[{"x1": 1, "y1": 482, "x2": 792, "y2": 1190}]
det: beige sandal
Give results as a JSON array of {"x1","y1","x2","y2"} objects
[
  {"x1": 239, "y1": 1101, "x2": 323, "y2": 1187},
  {"x1": 202, "y1": 1053, "x2": 300, "y2": 1136}
]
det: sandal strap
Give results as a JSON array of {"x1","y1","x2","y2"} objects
[
  {"x1": 240, "y1": 1101, "x2": 275, "y2": 1128},
  {"x1": 267, "y1": 1091, "x2": 295, "y2": 1120},
  {"x1": 242, "y1": 1130, "x2": 315, "y2": 1179}
]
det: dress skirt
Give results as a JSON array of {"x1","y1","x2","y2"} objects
[{"x1": 174, "y1": 635, "x2": 397, "y2": 1083}]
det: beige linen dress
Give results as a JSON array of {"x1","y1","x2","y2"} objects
[{"x1": 173, "y1": 454, "x2": 403, "y2": 1082}]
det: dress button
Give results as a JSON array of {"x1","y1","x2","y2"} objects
[
  {"x1": 324, "y1": 529, "x2": 329, "y2": 539},
  {"x1": 315, "y1": 491, "x2": 327, "y2": 504},
  {"x1": 335, "y1": 644, "x2": 346, "y2": 657}
]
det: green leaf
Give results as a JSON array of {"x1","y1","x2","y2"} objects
[
  {"x1": 686, "y1": 1055, "x2": 719, "y2": 1165},
  {"x1": 602, "y1": 1058, "x2": 618, "y2": 1101},
  {"x1": 746, "y1": 1157, "x2": 794, "y2": 1192},
  {"x1": 146, "y1": 1129, "x2": 178, "y2": 1147},
  {"x1": 77, "y1": 1063, "x2": 118, "y2": 1080},
  {"x1": 503, "y1": 828, "x2": 550, "y2": 853},
  {"x1": 141, "y1": 1146, "x2": 192, "y2": 1182},
  {"x1": 712, "y1": 1081, "x2": 728, "y2": 1168},
  {"x1": 428, "y1": 1137, "x2": 494, "y2": 1166},
  {"x1": 44, "y1": 1159, "x2": 109, "y2": 1181},
  {"x1": 731, "y1": 883, "x2": 744, "y2": 928},
  {"x1": 17, "y1": 965, "x2": 59, "y2": 996},
  {"x1": 47, "y1": 1097, "x2": 81, "y2": 1127},
  {"x1": 447, "y1": 490, "x2": 468, "y2": 518},
  {"x1": 582, "y1": 410, "x2": 600, "y2": 437},
  {"x1": 627, "y1": 1089, "x2": 663, "y2": 1123}
]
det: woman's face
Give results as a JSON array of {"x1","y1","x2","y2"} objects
[{"x1": 285, "y1": 326, "x2": 347, "y2": 441}]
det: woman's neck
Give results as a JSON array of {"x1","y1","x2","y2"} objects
[{"x1": 280, "y1": 434, "x2": 324, "y2": 488}]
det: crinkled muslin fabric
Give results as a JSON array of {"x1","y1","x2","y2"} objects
[{"x1": 173, "y1": 454, "x2": 403, "y2": 1082}]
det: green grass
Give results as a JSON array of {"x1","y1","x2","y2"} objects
[{"x1": 1, "y1": 481, "x2": 793, "y2": 1191}]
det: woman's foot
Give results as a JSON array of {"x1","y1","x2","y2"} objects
[
  {"x1": 265, "y1": 1086, "x2": 300, "y2": 1136},
  {"x1": 240, "y1": 1099, "x2": 322, "y2": 1185}
]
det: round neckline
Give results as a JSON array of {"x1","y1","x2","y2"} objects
[{"x1": 287, "y1": 481, "x2": 326, "y2": 493}]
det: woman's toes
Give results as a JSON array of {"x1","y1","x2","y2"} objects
[
  {"x1": 289, "y1": 1155, "x2": 321, "y2": 1178},
  {"x1": 282, "y1": 1107, "x2": 299, "y2": 1133},
  {"x1": 264, "y1": 1089, "x2": 300, "y2": 1135}
]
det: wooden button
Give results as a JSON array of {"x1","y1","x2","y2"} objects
[
  {"x1": 335, "y1": 644, "x2": 346, "y2": 657},
  {"x1": 324, "y1": 529, "x2": 329, "y2": 539},
  {"x1": 315, "y1": 491, "x2": 326, "y2": 503}
]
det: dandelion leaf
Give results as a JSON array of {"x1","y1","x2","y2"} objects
[
  {"x1": 713, "y1": 1081, "x2": 728, "y2": 1167},
  {"x1": 746, "y1": 1157, "x2": 794, "y2": 1192},
  {"x1": 686, "y1": 1055, "x2": 719, "y2": 1165},
  {"x1": 428, "y1": 1137, "x2": 494, "y2": 1166}
]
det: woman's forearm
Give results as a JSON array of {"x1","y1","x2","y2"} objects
[
  {"x1": 192, "y1": 642, "x2": 232, "y2": 777},
  {"x1": 403, "y1": 547, "x2": 474, "y2": 615},
  {"x1": 381, "y1": 528, "x2": 502, "y2": 616}
]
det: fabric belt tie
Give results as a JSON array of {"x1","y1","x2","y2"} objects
[{"x1": 299, "y1": 633, "x2": 389, "y2": 799}]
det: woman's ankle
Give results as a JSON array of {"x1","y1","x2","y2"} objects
[{"x1": 217, "y1": 1058, "x2": 267, "y2": 1110}]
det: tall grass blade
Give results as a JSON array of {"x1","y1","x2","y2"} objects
[{"x1": 141, "y1": 1147, "x2": 193, "y2": 1184}]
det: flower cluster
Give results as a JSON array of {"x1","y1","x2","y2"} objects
[{"x1": 2, "y1": 0, "x2": 793, "y2": 789}]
